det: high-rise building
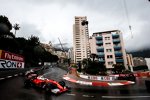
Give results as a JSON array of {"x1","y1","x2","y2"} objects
[
  {"x1": 73, "y1": 16, "x2": 90, "y2": 63},
  {"x1": 89, "y1": 30, "x2": 128, "y2": 69}
]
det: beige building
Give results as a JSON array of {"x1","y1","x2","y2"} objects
[
  {"x1": 41, "y1": 42, "x2": 68, "y2": 59},
  {"x1": 73, "y1": 16, "x2": 90, "y2": 63},
  {"x1": 126, "y1": 54, "x2": 134, "y2": 71},
  {"x1": 89, "y1": 30, "x2": 128, "y2": 69},
  {"x1": 40, "y1": 42, "x2": 53, "y2": 53}
]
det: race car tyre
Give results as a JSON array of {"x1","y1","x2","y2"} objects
[
  {"x1": 45, "y1": 86, "x2": 50, "y2": 92},
  {"x1": 40, "y1": 82, "x2": 46, "y2": 89},
  {"x1": 45, "y1": 83, "x2": 53, "y2": 92},
  {"x1": 59, "y1": 81, "x2": 66, "y2": 87}
]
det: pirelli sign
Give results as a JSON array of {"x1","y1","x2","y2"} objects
[{"x1": 0, "y1": 50, "x2": 24, "y2": 69}]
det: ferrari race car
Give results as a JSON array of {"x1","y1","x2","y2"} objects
[{"x1": 24, "y1": 73, "x2": 70, "y2": 94}]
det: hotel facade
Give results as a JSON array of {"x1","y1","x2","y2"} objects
[{"x1": 89, "y1": 30, "x2": 128, "y2": 69}]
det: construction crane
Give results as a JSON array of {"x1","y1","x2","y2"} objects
[
  {"x1": 58, "y1": 38, "x2": 67, "y2": 52},
  {"x1": 123, "y1": 0, "x2": 133, "y2": 38},
  {"x1": 57, "y1": 38, "x2": 68, "y2": 62}
]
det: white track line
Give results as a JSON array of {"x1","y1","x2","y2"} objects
[
  {"x1": 66, "y1": 93, "x2": 76, "y2": 96},
  {"x1": 14, "y1": 74, "x2": 18, "y2": 76},
  {"x1": 102, "y1": 96, "x2": 150, "y2": 99},
  {"x1": 82, "y1": 95, "x2": 95, "y2": 98},
  {"x1": 0, "y1": 78, "x2": 5, "y2": 80},
  {"x1": 7, "y1": 76, "x2": 12, "y2": 78}
]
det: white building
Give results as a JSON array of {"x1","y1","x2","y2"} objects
[
  {"x1": 73, "y1": 16, "x2": 90, "y2": 63},
  {"x1": 145, "y1": 58, "x2": 150, "y2": 70},
  {"x1": 68, "y1": 48, "x2": 74, "y2": 63},
  {"x1": 89, "y1": 30, "x2": 128, "y2": 69}
]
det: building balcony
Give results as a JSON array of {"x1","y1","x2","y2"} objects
[
  {"x1": 116, "y1": 59, "x2": 124, "y2": 62},
  {"x1": 96, "y1": 41, "x2": 103, "y2": 45},
  {"x1": 97, "y1": 47, "x2": 104, "y2": 52},
  {"x1": 114, "y1": 45, "x2": 121, "y2": 50},
  {"x1": 96, "y1": 36, "x2": 102, "y2": 40},
  {"x1": 115, "y1": 52, "x2": 123, "y2": 57},
  {"x1": 97, "y1": 52, "x2": 104, "y2": 57},
  {"x1": 99, "y1": 60, "x2": 105, "y2": 63},
  {"x1": 113, "y1": 39, "x2": 120, "y2": 43},
  {"x1": 112, "y1": 34, "x2": 119, "y2": 38}
]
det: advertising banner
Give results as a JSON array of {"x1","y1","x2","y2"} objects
[{"x1": 0, "y1": 50, "x2": 24, "y2": 68}]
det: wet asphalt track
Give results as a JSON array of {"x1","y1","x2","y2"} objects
[{"x1": 0, "y1": 66, "x2": 150, "y2": 100}]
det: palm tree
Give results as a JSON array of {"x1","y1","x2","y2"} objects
[
  {"x1": 90, "y1": 53, "x2": 98, "y2": 62},
  {"x1": 13, "y1": 23, "x2": 20, "y2": 36}
]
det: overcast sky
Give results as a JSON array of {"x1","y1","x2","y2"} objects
[{"x1": 0, "y1": 0, "x2": 150, "y2": 51}]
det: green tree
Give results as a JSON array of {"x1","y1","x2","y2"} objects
[
  {"x1": 90, "y1": 53, "x2": 98, "y2": 62},
  {"x1": 82, "y1": 58, "x2": 88, "y2": 67},
  {"x1": 28, "y1": 35, "x2": 40, "y2": 46},
  {"x1": 85, "y1": 62, "x2": 106, "y2": 75},
  {"x1": 52, "y1": 55, "x2": 59, "y2": 62},
  {"x1": 113, "y1": 64, "x2": 125, "y2": 74},
  {"x1": 0, "y1": 15, "x2": 12, "y2": 30},
  {"x1": 0, "y1": 37, "x2": 19, "y2": 53},
  {"x1": 0, "y1": 15, "x2": 14, "y2": 38}
]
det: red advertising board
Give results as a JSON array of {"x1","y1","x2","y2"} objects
[{"x1": 0, "y1": 50, "x2": 24, "y2": 68}]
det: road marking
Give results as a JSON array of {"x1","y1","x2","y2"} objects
[
  {"x1": 0, "y1": 78, "x2": 5, "y2": 80},
  {"x1": 14, "y1": 74, "x2": 18, "y2": 76},
  {"x1": 102, "y1": 96, "x2": 150, "y2": 99},
  {"x1": 108, "y1": 83, "x2": 124, "y2": 86},
  {"x1": 63, "y1": 76, "x2": 70, "y2": 80},
  {"x1": 7, "y1": 76, "x2": 12, "y2": 78},
  {"x1": 82, "y1": 95, "x2": 95, "y2": 98},
  {"x1": 66, "y1": 93, "x2": 76, "y2": 96}
]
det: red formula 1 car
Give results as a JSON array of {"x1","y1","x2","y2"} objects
[{"x1": 24, "y1": 73, "x2": 70, "y2": 94}]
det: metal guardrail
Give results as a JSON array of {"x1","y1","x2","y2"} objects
[
  {"x1": 0, "y1": 67, "x2": 41, "y2": 79},
  {"x1": 0, "y1": 68, "x2": 30, "y2": 78}
]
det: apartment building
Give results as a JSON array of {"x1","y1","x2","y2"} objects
[
  {"x1": 73, "y1": 16, "x2": 90, "y2": 63},
  {"x1": 89, "y1": 30, "x2": 128, "y2": 69}
]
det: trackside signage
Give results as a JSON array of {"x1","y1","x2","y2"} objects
[
  {"x1": 79, "y1": 74, "x2": 117, "y2": 81},
  {"x1": 0, "y1": 50, "x2": 24, "y2": 68}
]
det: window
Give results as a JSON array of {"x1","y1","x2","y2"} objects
[
  {"x1": 107, "y1": 55, "x2": 113, "y2": 59},
  {"x1": 106, "y1": 49, "x2": 112, "y2": 52},
  {"x1": 108, "y1": 61, "x2": 113, "y2": 65},
  {"x1": 105, "y1": 37, "x2": 110, "y2": 40},
  {"x1": 105, "y1": 43, "x2": 111, "y2": 46}
]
